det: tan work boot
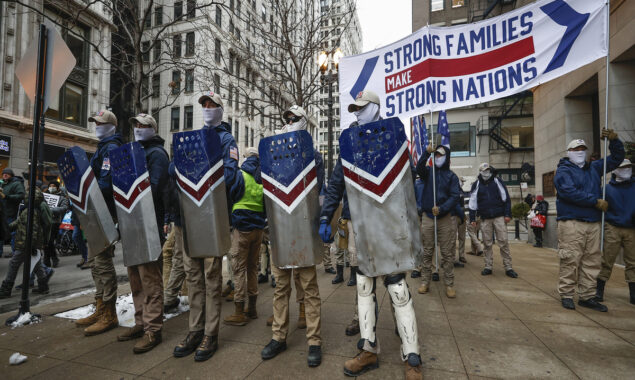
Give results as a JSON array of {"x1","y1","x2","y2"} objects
[
  {"x1": 297, "y1": 302, "x2": 306, "y2": 329},
  {"x1": 247, "y1": 295, "x2": 258, "y2": 319},
  {"x1": 84, "y1": 298, "x2": 119, "y2": 336},
  {"x1": 266, "y1": 314, "x2": 274, "y2": 326},
  {"x1": 225, "y1": 289, "x2": 234, "y2": 302},
  {"x1": 76, "y1": 298, "x2": 103, "y2": 327},
  {"x1": 417, "y1": 283, "x2": 429, "y2": 294},
  {"x1": 343, "y1": 350, "x2": 379, "y2": 376},
  {"x1": 133, "y1": 330, "x2": 162, "y2": 354},
  {"x1": 405, "y1": 354, "x2": 423, "y2": 380},
  {"x1": 117, "y1": 324, "x2": 144, "y2": 341},
  {"x1": 446, "y1": 286, "x2": 456, "y2": 298},
  {"x1": 224, "y1": 301, "x2": 249, "y2": 326}
]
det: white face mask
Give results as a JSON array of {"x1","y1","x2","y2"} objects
[
  {"x1": 614, "y1": 167, "x2": 632, "y2": 182},
  {"x1": 567, "y1": 151, "x2": 587, "y2": 168},
  {"x1": 481, "y1": 170, "x2": 492, "y2": 181},
  {"x1": 353, "y1": 103, "x2": 380, "y2": 125},
  {"x1": 48, "y1": 186, "x2": 57, "y2": 193},
  {"x1": 285, "y1": 118, "x2": 307, "y2": 133},
  {"x1": 95, "y1": 124, "x2": 116, "y2": 139},
  {"x1": 434, "y1": 155, "x2": 446, "y2": 168},
  {"x1": 134, "y1": 127, "x2": 156, "y2": 141},
  {"x1": 202, "y1": 107, "x2": 223, "y2": 127}
]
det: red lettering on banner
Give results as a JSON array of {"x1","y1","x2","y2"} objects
[{"x1": 384, "y1": 36, "x2": 535, "y2": 93}]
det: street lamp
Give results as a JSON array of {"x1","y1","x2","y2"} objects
[{"x1": 319, "y1": 47, "x2": 342, "y2": 179}]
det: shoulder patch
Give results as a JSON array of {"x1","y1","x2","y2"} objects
[
  {"x1": 101, "y1": 157, "x2": 111, "y2": 171},
  {"x1": 229, "y1": 147, "x2": 239, "y2": 161}
]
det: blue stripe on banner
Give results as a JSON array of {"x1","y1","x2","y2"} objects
[
  {"x1": 540, "y1": 0, "x2": 590, "y2": 74},
  {"x1": 349, "y1": 56, "x2": 379, "y2": 100}
]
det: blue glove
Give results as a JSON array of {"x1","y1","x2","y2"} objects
[{"x1": 319, "y1": 220, "x2": 333, "y2": 243}]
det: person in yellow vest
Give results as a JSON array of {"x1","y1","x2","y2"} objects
[{"x1": 224, "y1": 147, "x2": 266, "y2": 325}]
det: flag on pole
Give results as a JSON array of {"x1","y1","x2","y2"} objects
[
  {"x1": 411, "y1": 115, "x2": 428, "y2": 164},
  {"x1": 437, "y1": 110, "x2": 450, "y2": 148}
]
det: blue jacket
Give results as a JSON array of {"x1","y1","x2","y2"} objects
[
  {"x1": 554, "y1": 139, "x2": 624, "y2": 222},
  {"x1": 89, "y1": 133, "x2": 124, "y2": 218},
  {"x1": 415, "y1": 146, "x2": 460, "y2": 219},
  {"x1": 320, "y1": 157, "x2": 351, "y2": 223},
  {"x1": 414, "y1": 178, "x2": 424, "y2": 217},
  {"x1": 232, "y1": 156, "x2": 267, "y2": 231},
  {"x1": 139, "y1": 135, "x2": 170, "y2": 232},
  {"x1": 314, "y1": 150, "x2": 325, "y2": 198},
  {"x1": 605, "y1": 176, "x2": 634, "y2": 228},
  {"x1": 166, "y1": 162, "x2": 182, "y2": 227},
  {"x1": 204, "y1": 122, "x2": 244, "y2": 223},
  {"x1": 468, "y1": 170, "x2": 511, "y2": 222},
  {"x1": 452, "y1": 189, "x2": 467, "y2": 224}
]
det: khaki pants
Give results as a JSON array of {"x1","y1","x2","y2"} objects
[
  {"x1": 90, "y1": 245, "x2": 117, "y2": 303},
  {"x1": 162, "y1": 227, "x2": 176, "y2": 288},
  {"x1": 271, "y1": 265, "x2": 321, "y2": 346},
  {"x1": 481, "y1": 216, "x2": 512, "y2": 270},
  {"x1": 184, "y1": 254, "x2": 223, "y2": 336},
  {"x1": 421, "y1": 214, "x2": 456, "y2": 286},
  {"x1": 128, "y1": 260, "x2": 164, "y2": 332},
  {"x1": 557, "y1": 220, "x2": 601, "y2": 300},
  {"x1": 323, "y1": 243, "x2": 334, "y2": 269},
  {"x1": 260, "y1": 241, "x2": 270, "y2": 276},
  {"x1": 454, "y1": 218, "x2": 466, "y2": 261},
  {"x1": 165, "y1": 225, "x2": 187, "y2": 305},
  {"x1": 230, "y1": 228, "x2": 264, "y2": 303},
  {"x1": 599, "y1": 223, "x2": 635, "y2": 283},
  {"x1": 467, "y1": 220, "x2": 483, "y2": 253},
  {"x1": 336, "y1": 220, "x2": 358, "y2": 266}
]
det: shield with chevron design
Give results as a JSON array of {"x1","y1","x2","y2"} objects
[
  {"x1": 57, "y1": 147, "x2": 118, "y2": 259},
  {"x1": 339, "y1": 117, "x2": 422, "y2": 276},
  {"x1": 172, "y1": 128, "x2": 230, "y2": 257},
  {"x1": 110, "y1": 142, "x2": 161, "y2": 266},
  {"x1": 259, "y1": 130, "x2": 322, "y2": 268}
]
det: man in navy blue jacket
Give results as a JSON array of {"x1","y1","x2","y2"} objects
[
  {"x1": 172, "y1": 91, "x2": 244, "y2": 362},
  {"x1": 416, "y1": 145, "x2": 461, "y2": 298},
  {"x1": 75, "y1": 110, "x2": 123, "y2": 337},
  {"x1": 596, "y1": 159, "x2": 635, "y2": 305},
  {"x1": 469, "y1": 163, "x2": 517, "y2": 279},
  {"x1": 554, "y1": 130, "x2": 624, "y2": 312}
]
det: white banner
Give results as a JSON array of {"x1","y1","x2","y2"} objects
[
  {"x1": 43, "y1": 192, "x2": 61, "y2": 208},
  {"x1": 338, "y1": 0, "x2": 608, "y2": 128}
]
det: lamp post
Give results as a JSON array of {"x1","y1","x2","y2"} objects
[{"x1": 318, "y1": 48, "x2": 343, "y2": 179}]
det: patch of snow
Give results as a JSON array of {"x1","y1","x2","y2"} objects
[
  {"x1": 9, "y1": 352, "x2": 27, "y2": 365},
  {"x1": 55, "y1": 293, "x2": 190, "y2": 327},
  {"x1": 10, "y1": 312, "x2": 41, "y2": 329}
]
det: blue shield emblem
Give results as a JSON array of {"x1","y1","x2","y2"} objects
[
  {"x1": 172, "y1": 128, "x2": 230, "y2": 257},
  {"x1": 258, "y1": 130, "x2": 322, "y2": 268}
]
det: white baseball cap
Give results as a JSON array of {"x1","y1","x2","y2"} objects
[
  {"x1": 282, "y1": 105, "x2": 307, "y2": 123},
  {"x1": 617, "y1": 158, "x2": 632, "y2": 168},
  {"x1": 567, "y1": 139, "x2": 588, "y2": 150},
  {"x1": 244, "y1": 147, "x2": 258, "y2": 158},
  {"x1": 198, "y1": 90, "x2": 224, "y2": 109},
  {"x1": 347, "y1": 90, "x2": 380, "y2": 112},
  {"x1": 129, "y1": 113, "x2": 158, "y2": 130},
  {"x1": 88, "y1": 110, "x2": 118, "y2": 126}
]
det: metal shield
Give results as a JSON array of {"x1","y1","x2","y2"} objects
[
  {"x1": 339, "y1": 117, "x2": 423, "y2": 277},
  {"x1": 57, "y1": 147, "x2": 118, "y2": 259},
  {"x1": 259, "y1": 130, "x2": 322, "y2": 268},
  {"x1": 172, "y1": 128, "x2": 230, "y2": 258},
  {"x1": 110, "y1": 142, "x2": 161, "y2": 267}
]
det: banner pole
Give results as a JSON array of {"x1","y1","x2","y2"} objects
[
  {"x1": 600, "y1": 0, "x2": 610, "y2": 253},
  {"x1": 430, "y1": 108, "x2": 439, "y2": 273}
]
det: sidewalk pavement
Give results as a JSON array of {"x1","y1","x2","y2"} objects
[{"x1": 1, "y1": 241, "x2": 634, "y2": 379}]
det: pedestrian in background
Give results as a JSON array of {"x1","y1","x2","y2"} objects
[
  {"x1": 0, "y1": 168, "x2": 25, "y2": 258},
  {"x1": 531, "y1": 195, "x2": 549, "y2": 248}
]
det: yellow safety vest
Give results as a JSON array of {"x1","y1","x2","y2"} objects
[{"x1": 232, "y1": 170, "x2": 264, "y2": 213}]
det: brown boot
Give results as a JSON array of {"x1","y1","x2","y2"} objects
[
  {"x1": 405, "y1": 354, "x2": 423, "y2": 380},
  {"x1": 225, "y1": 289, "x2": 234, "y2": 302},
  {"x1": 345, "y1": 319, "x2": 360, "y2": 336},
  {"x1": 117, "y1": 324, "x2": 144, "y2": 341},
  {"x1": 247, "y1": 295, "x2": 258, "y2": 319},
  {"x1": 133, "y1": 330, "x2": 162, "y2": 354},
  {"x1": 224, "y1": 301, "x2": 249, "y2": 326},
  {"x1": 221, "y1": 282, "x2": 233, "y2": 297},
  {"x1": 266, "y1": 314, "x2": 274, "y2": 326},
  {"x1": 343, "y1": 350, "x2": 379, "y2": 376},
  {"x1": 75, "y1": 298, "x2": 103, "y2": 327},
  {"x1": 84, "y1": 298, "x2": 119, "y2": 336},
  {"x1": 297, "y1": 303, "x2": 306, "y2": 329}
]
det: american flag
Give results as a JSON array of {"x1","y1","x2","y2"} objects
[
  {"x1": 437, "y1": 110, "x2": 450, "y2": 148},
  {"x1": 410, "y1": 115, "x2": 428, "y2": 164}
]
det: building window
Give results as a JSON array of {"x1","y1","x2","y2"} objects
[
  {"x1": 229, "y1": 117, "x2": 233, "y2": 135},
  {"x1": 153, "y1": 40, "x2": 162, "y2": 61},
  {"x1": 452, "y1": 0, "x2": 465, "y2": 8},
  {"x1": 185, "y1": 69, "x2": 194, "y2": 92},
  {"x1": 172, "y1": 71, "x2": 181, "y2": 95},
  {"x1": 185, "y1": 32, "x2": 195, "y2": 56},
  {"x1": 234, "y1": 88, "x2": 239, "y2": 110},
  {"x1": 236, "y1": 0, "x2": 241, "y2": 16},
  {"x1": 187, "y1": 0, "x2": 196, "y2": 18},
  {"x1": 213, "y1": 74, "x2": 220, "y2": 93},
  {"x1": 215, "y1": 4, "x2": 222, "y2": 25},
  {"x1": 184, "y1": 106, "x2": 193, "y2": 129},
  {"x1": 244, "y1": 126, "x2": 249, "y2": 144},
  {"x1": 152, "y1": 74, "x2": 160, "y2": 98},
  {"x1": 431, "y1": 0, "x2": 444, "y2": 12},
  {"x1": 173, "y1": 35, "x2": 182, "y2": 57},
  {"x1": 250, "y1": 128, "x2": 254, "y2": 146},
  {"x1": 228, "y1": 84, "x2": 233, "y2": 106},
  {"x1": 155, "y1": 6, "x2": 163, "y2": 25},
  {"x1": 142, "y1": 41, "x2": 150, "y2": 62},
  {"x1": 144, "y1": 8, "x2": 152, "y2": 28},
  {"x1": 214, "y1": 38, "x2": 221, "y2": 63},
  {"x1": 174, "y1": 1, "x2": 183, "y2": 20},
  {"x1": 171, "y1": 107, "x2": 180, "y2": 131},
  {"x1": 228, "y1": 53, "x2": 234, "y2": 74},
  {"x1": 235, "y1": 120, "x2": 240, "y2": 143}
]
